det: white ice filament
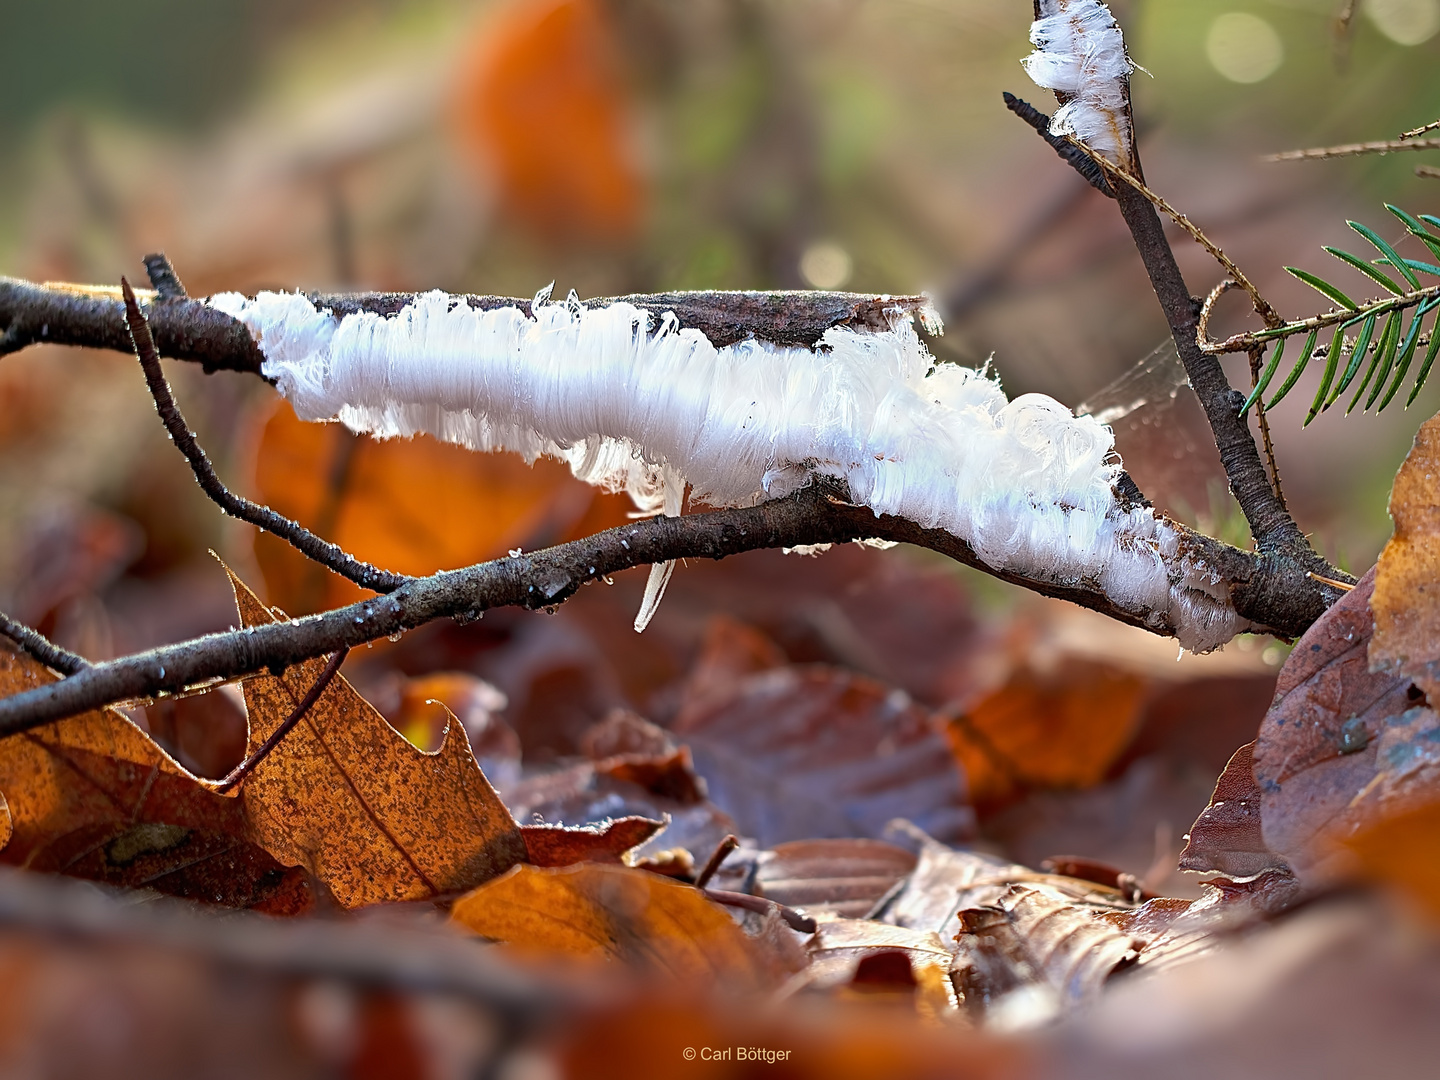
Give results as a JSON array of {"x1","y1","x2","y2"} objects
[
  {"x1": 1022, "y1": 0, "x2": 1136, "y2": 169},
  {"x1": 210, "y1": 288, "x2": 1248, "y2": 650}
]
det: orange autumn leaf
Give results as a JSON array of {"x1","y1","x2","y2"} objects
[
  {"x1": 1372, "y1": 409, "x2": 1440, "y2": 699},
  {"x1": 450, "y1": 862, "x2": 770, "y2": 986},
  {"x1": 946, "y1": 660, "x2": 1147, "y2": 807},
  {"x1": 229, "y1": 570, "x2": 527, "y2": 907},
  {"x1": 1345, "y1": 799, "x2": 1440, "y2": 921},
  {"x1": 0, "y1": 642, "x2": 308, "y2": 912},
  {"x1": 249, "y1": 400, "x2": 633, "y2": 615},
  {"x1": 452, "y1": 0, "x2": 644, "y2": 242}
]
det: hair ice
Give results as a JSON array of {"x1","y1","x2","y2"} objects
[
  {"x1": 209, "y1": 288, "x2": 1248, "y2": 650},
  {"x1": 1022, "y1": 0, "x2": 1136, "y2": 170}
]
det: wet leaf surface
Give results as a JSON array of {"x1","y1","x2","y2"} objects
[
  {"x1": 1179, "y1": 741, "x2": 1287, "y2": 878},
  {"x1": 754, "y1": 838, "x2": 918, "y2": 919}
]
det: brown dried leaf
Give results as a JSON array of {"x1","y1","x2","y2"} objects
[
  {"x1": 0, "y1": 642, "x2": 307, "y2": 912},
  {"x1": 952, "y1": 885, "x2": 1138, "y2": 1019},
  {"x1": 674, "y1": 665, "x2": 972, "y2": 846},
  {"x1": 800, "y1": 920, "x2": 958, "y2": 1018},
  {"x1": 1372, "y1": 410, "x2": 1440, "y2": 698},
  {"x1": 755, "y1": 838, "x2": 917, "y2": 919},
  {"x1": 450, "y1": 862, "x2": 773, "y2": 986},
  {"x1": 1179, "y1": 741, "x2": 1287, "y2": 878},
  {"x1": 1251, "y1": 568, "x2": 1435, "y2": 881},
  {"x1": 1345, "y1": 799, "x2": 1440, "y2": 920},
  {"x1": 946, "y1": 660, "x2": 1148, "y2": 808},
  {"x1": 230, "y1": 571, "x2": 526, "y2": 906},
  {"x1": 519, "y1": 816, "x2": 665, "y2": 867}
]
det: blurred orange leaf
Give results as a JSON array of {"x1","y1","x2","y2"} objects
[
  {"x1": 230, "y1": 570, "x2": 527, "y2": 906},
  {"x1": 250, "y1": 400, "x2": 633, "y2": 614},
  {"x1": 945, "y1": 660, "x2": 1147, "y2": 807},
  {"x1": 0, "y1": 642, "x2": 308, "y2": 912},
  {"x1": 453, "y1": 0, "x2": 643, "y2": 242},
  {"x1": 450, "y1": 862, "x2": 772, "y2": 986},
  {"x1": 1372, "y1": 409, "x2": 1440, "y2": 699},
  {"x1": 1345, "y1": 799, "x2": 1440, "y2": 920}
]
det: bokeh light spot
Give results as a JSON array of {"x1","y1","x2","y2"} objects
[
  {"x1": 799, "y1": 242, "x2": 852, "y2": 289},
  {"x1": 1366, "y1": 0, "x2": 1440, "y2": 45},
  {"x1": 1205, "y1": 13, "x2": 1284, "y2": 84}
]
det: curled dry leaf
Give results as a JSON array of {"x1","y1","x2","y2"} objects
[
  {"x1": 229, "y1": 570, "x2": 526, "y2": 907},
  {"x1": 449, "y1": 862, "x2": 776, "y2": 986},
  {"x1": 0, "y1": 642, "x2": 308, "y2": 912},
  {"x1": 250, "y1": 401, "x2": 632, "y2": 614},
  {"x1": 1372, "y1": 410, "x2": 1440, "y2": 699},
  {"x1": 674, "y1": 665, "x2": 972, "y2": 847},
  {"x1": 520, "y1": 816, "x2": 665, "y2": 867},
  {"x1": 945, "y1": 660, "x2": 1148, "y2": 808},
  {"x1": 1179, "y1": 741, "x2": 1288, "y2": 878},
  {"x1": 1250, "y1": 568, "x2": 1434, "y2": 881},
  {"x1": 953, "y1": 884, "x2": 1138, "y2": 1022}
]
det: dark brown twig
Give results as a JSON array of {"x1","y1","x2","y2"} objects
[
  {"x1": 700, "y1": 887, "x2": 817, "y2": 934},
  {"x1": 694, "y1": 834, "x2": 739, "y2": 889},
  {"x1": 120, "y1": 277, "x2": 409, "y2": 595},
  {"x1": 1002, "y1": 92, "x2": 1115, "y2": 197},
  {"x1": 1247, "y1": 346, "x2": 1287, "y2": 511},
  {"x1": 142, "y1": 253, "x2": 188, "y2": 301},
  {"x1": 214, "y1": 647, "x2": 348, "y2": 794},
  {"x1": 0, "y1": 482, "x2": 1342, "y2": 740},
  {"x1": 0, "y1": 611, "x2": 89, "y2": 676}
]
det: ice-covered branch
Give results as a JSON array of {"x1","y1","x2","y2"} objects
[{"x1": 0, "y1": 273, "x2": 1348, "y2": 712}]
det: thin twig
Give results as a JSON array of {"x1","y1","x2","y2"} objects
[
  {"x1": 700, "y1": 887, "x2": 817, "y2": 934},
  {"x1": 1264, "y1": 137, "x2": 1440, "y2": 162},
  {"x1": 0, "y1": 611, "x2": 89, "y2": 676},
  {"x1": 1075, "y1": 143, "x2": 1285, "y2": 330},
  {"x1": 1202, "y1": 283, "x2": 1440, "y2": 354},
  {"x1": 1248, "y1": 346, "x2": 1287, "y2": 510},
  {"x1": 119, "y1": 278, "x2": 409, "y2": 595},
  {"x1": 0, "y1": 481, "x2": 1346, "y2": 737},
  {"x1": 1002, "y1": 93, "x2": 1115, "y2": 197},
  {"x1": 214, "y1": 647, "x2": 348, "y2": 794},
  {"x1": 694, "y1": 834, "x2": 739, "y2": 889},
  {"x1": 1402, "y1": 119, "x2": 1440, "y2": 141},
  {"x1": 142, "y1": 253, "x2": 188, "y2": 301}
]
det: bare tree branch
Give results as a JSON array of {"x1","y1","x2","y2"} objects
[
  {"x1": 0, "y1": 482, "x2": 1339, "y2": 737},
  {"x1": 0, "y1": 611, "x2": 89, "y2": 676},
  {"x1": 120, "y1": 277, "x2": 409, "y2": 594}
]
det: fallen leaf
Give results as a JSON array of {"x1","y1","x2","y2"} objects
[
  {"x1": 952, "y1": 885, "x2": 1138, "y2": 1020},
  {"x1": 1250, "y1": 568, "x2": 1432, "y2": 881},
  {"x1": 450, "y1": 863, "x2": 772, "y2": 986},
  {"x1": 451, "y1": 0, "x2": 644, "y2": 242},
  {"x1": 755, "y1": 838, "x2": 918, "y2": 919},
  {"x1": 520, "y1": 816, "x2": 665, "y2": 867},
  {"x1": 674, "y1": 665, "x2": 973, "y2": 847},
  {"x1": 0, "y1": 641, "x2": 307, "y2": 912},
  {"x1": 1179, "y1": 741, "x2": 1287, "y2": 878},
  {"x1": 230, "y1": 571, "x2": 526, "y2": 906},
  {"x1": 799, "y1": 920, "x2": 958, "y2": 1018},
  {"x1": 945, "y1": 660, "x2": 1148, "y2": 808},
  {"x1": 595, "y1": 747, "x2": 708, "y2": 805},
  {"x1": 250, "y1": 401, "x2": 633, "y2": 615},
  {"x1": 880, "y1": 831, "x2": 1032, "y2": 943},
  {"x1": 1344, "y1": 799, "x2": 1440, "y2": 920},
  {"x1": 578, "y1": 709, "x2": 676, "y2": 760},
  {"x1": 1372, "y1": 410, "x2": 1440, "y2": 698}
]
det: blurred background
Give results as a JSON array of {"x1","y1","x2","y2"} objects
[
  {"x1": 0, "y1": 0, "x2": 1434, "y2": 973},
  {"x1": 2, "y1": 0, "x2": 1440, "y2": 851}
]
